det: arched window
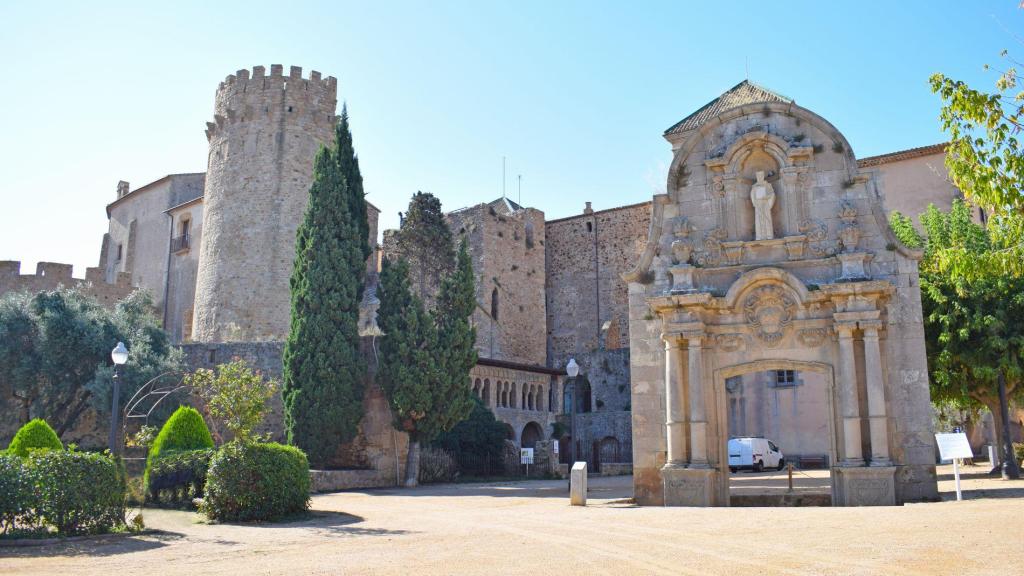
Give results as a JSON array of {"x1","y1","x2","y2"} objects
[
  {"x1": 511, "y1": 382, "x2": 517, "y2": 408},
  {"x1": 528, "y1": 386, "x2": 534, "y2": 410},
  {"x1": 537, "y1": 386, "x2": 544, "y2": 411},
  {"x1": 491, "y1": 288, "x2": 499, "y2": 321},
  {"x1": 525, "y1": 221, "x2": 535, "y2": 248},
  {"x1": 483, "y1": 379, "x2": 490, "y2": 406}
]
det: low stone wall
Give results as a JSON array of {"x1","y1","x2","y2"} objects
[
  {"x1": 310, "y1": 469, "x2": 398, "y2": 493},
  {"x1": 557, "y1": 462, "x2": 632, "y2": 477}
]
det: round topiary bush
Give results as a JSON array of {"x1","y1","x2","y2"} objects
[
  {"x1": 145, "y1": 406, "x2": 214, "y2": 486},
  {"x1": 6, "y1": 419, "x2": 63, "y2": 458},
  {"x1": 201, "y1": 442, "x2": 310, "y2": 522}
]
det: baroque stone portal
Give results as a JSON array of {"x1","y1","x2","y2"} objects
[{"x1": 623, "y1": 87, "x2": 938, "y2": 507}]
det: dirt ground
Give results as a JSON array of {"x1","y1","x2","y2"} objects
[{"x1": 3, "y1": 463, "x2": 1022, "y2": 576}]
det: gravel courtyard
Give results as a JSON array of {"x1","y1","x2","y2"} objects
[{"x1": 3, "y1": 464, "x2": 1022, "y2": 576}]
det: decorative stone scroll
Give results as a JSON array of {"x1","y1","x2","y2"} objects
[
  {"x1": 797, "y1": 327, "x2": 831, "y2": 348},
  {"x1": 742, "y1": 285, "x2": 797, "y2": 346},
  {"x1": 714, "y1": 333, "x2": 746, "y2": 352},
  {"x1": 799, "y1": 219, "x2": 834, "y2": 257},
  {"x1": 838, "y1": 202, "x2": 861, "y2": 253},
  {"x1": 694, "y1": 228, "x2": 728, "y2": 267}
]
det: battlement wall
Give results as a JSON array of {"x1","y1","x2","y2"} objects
[
  {"x1": 206, "y1": 65, "x2": 338, "y2": 142},
  {"x1": 0, "y1": 261, "x2": 134, "y2": 307}
]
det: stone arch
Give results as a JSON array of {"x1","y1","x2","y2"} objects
[
  {"x1": 473, "y1": 378, "x2": 482, "y2": 398},
  {"x1": 504, "y1": 423, "x2": 516, "y2": 441},
  {"x1": 521, "y1": 421, "x2": 544, "y2": 448},
  {"x1": 500, "y1": 382, "x2": 507, "y2": 407},
  {"x1": 527, "y1": 385, "x2": 535, "y2": 410},
  {"x1": 723, "y1": 266, "x2": 810, "y2": 309},
  {"x1": 536, "y1": 385, "x2": 544, "y2": 411}
]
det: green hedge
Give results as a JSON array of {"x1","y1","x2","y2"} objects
[
  {"x1": 6, "y1": 419, "x2": 63, "y2": 458},
  {"x1": 201, "y1": 442, "x2": 310, "y2": 522},
  {"x1": 146, "y1": 449, "x2": 214, "y2": 508},
  {"x1": 0, "y1": 450, "x2": 125, "y2": 537},
  {"x1": 145, "y1": 406, "x2": 214, "y2": 488},
  {"x1": 0, "y1": 455, "x2": 33, "y2": 535}
]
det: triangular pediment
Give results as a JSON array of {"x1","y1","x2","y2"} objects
[{"x1": 664, "y1": 80, "x2": 793, "y2": 136}]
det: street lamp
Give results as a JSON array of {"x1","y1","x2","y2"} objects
[
  {"x1": 109, "y1": 342, "x2": 129, "y2": 456},
  {"x1": 566, "y1": 358, "x2": 580, "y2": 467}
]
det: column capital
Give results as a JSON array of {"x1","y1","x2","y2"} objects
[
  {"x1": 661, "y1": 332, "x2": 685, "y2": 347},
  {"x1": 859, "y1": 319, "x2": 883, "y2": 336},
  {"x1": 682, "y1": 332, "x2": 705, "y2": 347},
  {"x1": 834, "y1": 322, "x2": 857, "y2": 338}
]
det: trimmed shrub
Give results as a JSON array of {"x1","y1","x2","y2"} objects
[
  {"x1": 146, "y1": 448, "x2": 214, "y2": 508},
  {"x1": 30, "y1": 449, "x2": 125, "y2": 536},
  {"x1": 201, "y1": 442, "x2": 310, "y2": 522},
  {"x1": 6, "y1": 419, "x2": 63, "y2": 458},
  {"x1": 0, "y1": 454, "x2": 35, "y2": 535},
  {"x1": 145, "y1": 406, "x2": 214, "y2": 487}
]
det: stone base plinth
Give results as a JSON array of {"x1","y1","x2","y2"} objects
[
  {"x1": 662, "y1": 465, "x2": 718, "y2": 507},
  {"x1": 833, "y1": 466, "x2": 897, "y2": 506}
]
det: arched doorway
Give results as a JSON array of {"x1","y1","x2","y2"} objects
[
  {"x1": 521, "y1": 422, "x2": 543, "y2": 449},
  {"x1": 719, "y1": 362, "x2": 836, "y2": 506}
]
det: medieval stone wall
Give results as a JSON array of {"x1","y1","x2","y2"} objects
[
  {"x1": 544, "y1": 201, "x2": 650, "y2": 366},
  {"x1": 165, "y1": 200, "x2": 203, "y2": 343},
  {"x1": 192, "y1": 65, "x2": 338, "y2": 342},
  {"x1": 448, "y1": 201, "x2": 547, "y2": 366},
  {"x1": 467, "y1": 362, "x2": 559, "y2": 444},
  {"x1": 179, "y1": 339, "x2": 407, "y2": 480},
  {"x1": 0, "y1": 261, "x2": 134, "y2": 307}
]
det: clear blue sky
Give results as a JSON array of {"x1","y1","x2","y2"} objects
[{"x1": 1, "y1": 1, "x2": 1020, "y2": 275}]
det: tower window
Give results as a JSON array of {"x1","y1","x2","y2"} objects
[
  {"x1": 491, "y1": 288, "x2": 499, "y2": 321},
  {"x1": 586, "y1": 221, "x2": 593, "y2": 233}
]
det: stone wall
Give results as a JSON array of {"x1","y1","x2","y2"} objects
[
  {"x1": 179, "y1": 338, "x2": 407, "y2": 484},
  {"x1": 165, "y1": 199, "x2": 203, "y2": 343},
  {"x1": 448, "y1": 200, "x2": 547, "y2": 366},
  {"x1": 0, "y1": 261, "x2": 134, "y2": 307},
  {"x1": 544, "y1": 201, "x2": 650, "y2": 366}
]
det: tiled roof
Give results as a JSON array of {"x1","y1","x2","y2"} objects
[
  {"x1": 664, "y1": 80, "x2": 793, "y2": 136},
  {"x1": 857, "y1": 143, "x2": 947, "y2": 168}
]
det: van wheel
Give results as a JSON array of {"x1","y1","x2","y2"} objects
[
  {"x1": 753, "y1": 461, "x2": 763, "y2": 473},
  {"x1": 777, "y1": 458, "x2": 785, "y2": 471}
]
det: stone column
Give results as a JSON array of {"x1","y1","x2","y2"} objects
[
  {"x1": 836, "y1": 323, "x2": 864, "y2": 466},
  {"x1": 861, "y1": 322, "x2": 891, "y2": 466},
  {"x1": 686, "y1": 334, "x2": 708, "y2": 467},
  {"x1": 663, "y1": 336, "x2": 687, "y2": 466}
]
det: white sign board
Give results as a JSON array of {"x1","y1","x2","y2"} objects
[
  {"x1": 520, "y1": 448, "x2": 534, "y2": 465},
  {"x1": 552, "y1": 441, "x2": 559, "y2": 454},
  {"x1": 935, "y1": 433, "x2": 973, "y2": 460}
]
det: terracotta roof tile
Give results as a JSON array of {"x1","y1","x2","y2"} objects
[{"x1": 664, "y1": 80, "x2": 793, "y2": 136}]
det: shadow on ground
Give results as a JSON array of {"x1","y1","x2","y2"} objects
[
  {"x1": 331, "y1": 475, "x2": 633, "y2": 501},
  {"x1": 0, "y1": 530, "x2": 185, "y2": 558}
]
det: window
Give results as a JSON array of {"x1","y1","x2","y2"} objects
[
  {"x1": 774, "y1": 370, "x2": 797, "y2": 387},
  {"x1": 490, "y1": 288, "x2": 499, "y2": 321},
  {"x1": 115, "y1": 243, "x2": 123, "y2": 262},
  {"x1": 586, "y1": 221, "x2": 593, "y2": 233},
  {"x1": 180, "y1": 217, "x2": 191, "y2": 241}
]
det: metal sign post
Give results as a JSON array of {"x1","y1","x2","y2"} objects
[{"x1": 935, "y1": 432, "x2": 973, "y2": 502}]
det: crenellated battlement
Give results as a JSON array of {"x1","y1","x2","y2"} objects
[
  {"x1": 205, "y1": 65, "x2": 338, "y2": 141},
  {"x1": 0, "y1": 261, "x2": 134, "y2": 308}
]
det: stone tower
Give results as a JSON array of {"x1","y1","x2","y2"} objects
[{"x1": 192, "y1": 65, "x2": 338, "y2": 342}]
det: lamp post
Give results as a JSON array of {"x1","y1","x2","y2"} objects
[
  {"x1": 109, "y1": 342, "x2": 129, "y2": 456},
  {"x1": 566, "y1": 358, "x2": 580, "y2": 466}
]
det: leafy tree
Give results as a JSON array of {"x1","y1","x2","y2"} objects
[
  {"x1": 432, "y1": 397, "x2": 507, "y2": 475},
  {"x1": 377, "y1": 232, "x2": 477, "y2": 486},
  {"x1": 6, "y1": 419, "x2": 63, "y2": 458},
  {"x1": 396, "y1": 192, "x2": 455, "y2": 305},
  {"x1": 187, "y1": 358, "x2": 279, "y2": 443},
  {"x1": 283, "y1": 109, "x2": 370, "y2": 468},
  {"x1": 930, "y1": 54, "x2": 1024, "y2": 278},
  {"x1": 0, "y1": 287, "x2": 180, "y2": 440},
  {"x1": 891, "y1": 201, "x2": 1023, "y2": 478}
]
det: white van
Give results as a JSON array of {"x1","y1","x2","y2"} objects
[{"x1": 728, "y1": 437, "x2": 785, "y2": 472}]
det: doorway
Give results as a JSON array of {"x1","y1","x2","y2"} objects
[{"x1": 717, "y1": 361, "x2": 837, "y2": 506}]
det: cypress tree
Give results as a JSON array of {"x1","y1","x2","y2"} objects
[
  {"x1": 378, "y1": 238, "x2": 477, "y2": 486},
  {"x1": 396, "y1": 192, "x2": 455, "y2": 305},
  {"x1": 283, "y1": 109, "x2": 369, "y2": 468}
]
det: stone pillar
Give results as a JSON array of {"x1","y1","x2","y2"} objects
[
  {"x1": 836, "y1": 323, "x2": 864, "y2": 466},
  {"x1": 663, "y1": 336, "x2": 687, "y2": 465},
  {"x1": 686, "y1": 335, "x2": 708, "y2": 467},
  {"x1": 861, "y1": 322, "x2": 891, "y2": 466}
]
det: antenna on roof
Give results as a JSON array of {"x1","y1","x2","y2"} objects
[
  {"x1": 517, "y1": 174, "x2": 522, "y2": 206},
  {"x1": 502, "y1": 156, "x2": 506, "y2": 200},
  {"x1": 745, "y1": 56, "x2": 749, "y2": 81}
]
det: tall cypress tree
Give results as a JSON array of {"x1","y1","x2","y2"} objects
[
  {"x1": 396, "y1": 192, "x2": 455, "y2": 306},
  {"x1": 283, "y1": 109, "x2": 369, "y2": 468}
]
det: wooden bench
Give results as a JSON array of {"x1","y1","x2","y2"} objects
[{"x1": 797, "y1": 455, "x2": 828, "y2": 469}]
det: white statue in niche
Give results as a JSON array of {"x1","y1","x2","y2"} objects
[{"x1": 750, "y1": 170, "x2": 776, "y2": 240}]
